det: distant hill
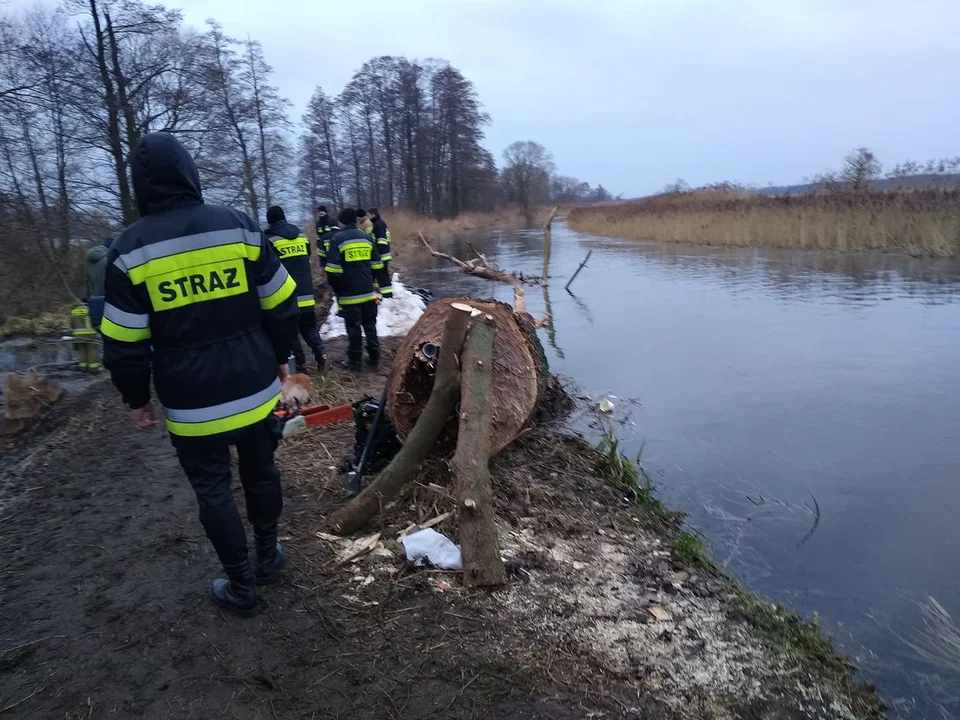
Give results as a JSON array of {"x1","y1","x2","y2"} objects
[{"x1": 759, "y1": 174, "x2": 960, "y2": 196}]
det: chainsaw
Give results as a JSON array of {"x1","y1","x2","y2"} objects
[{"x1": 272, "y1": 402, "x2": 354, "y2": 439}]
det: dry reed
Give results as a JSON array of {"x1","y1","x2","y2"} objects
[{"x1": 569, "y1": 189, "x2": 960, "y2": 256}]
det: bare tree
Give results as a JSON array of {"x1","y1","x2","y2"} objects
[
  {"x1": 300, "y1": 86, "x2": 344, "y2": 210},
  {"x1": 501, "y1": 140, "x2": 554, "y2": 220},
  {"x1": 841, "y1": 147, "x2": 881, "y2": 193},
  {"x1": 242, "y1": 37, "x2": 290, "y2": 211}
]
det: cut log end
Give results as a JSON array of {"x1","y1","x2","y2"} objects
[{"x1": 387, "y1": 298, "x2": 547, "y2": 456}]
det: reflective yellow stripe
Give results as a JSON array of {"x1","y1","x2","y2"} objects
[
  {"x1": 297, "y1": 298, "x2": 315, "y2": 308},
  {"x1": 127, "y1": 243, "x2": 258, "y2": 285},
  {"x1": 324, "y1": 264, "x2": 343, "y2": 274},
  {"x1": 371, "y1": 261, "x2": 384, "y2": 270},
  {"x1": 379, "y1": 287, "x2": 393, "y2": 295},
  {"x1": 72, "y1": 329, "x2": 98, "y2": 337},
  {"x1": 259, "y1": 274, "x2": 296, "y2": 310},
  {"x1": 101, "y1": 317, "x2": 152, "y2": 343},
  {"x1": 380, "y1": 254, "x2": 393, "y2": 261},
  {"x1": 339, "y1": 292, "x2": 376, "y2": 306},
  {"x1": 71, "y1": 306, "x2": 89, "y2": 317},
  {"x1": 166, "y1": 392, "x2": 281, "y2": 437}
]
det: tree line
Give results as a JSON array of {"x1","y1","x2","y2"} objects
[{"x1": 0, "y1": 0, "x2": 610, "y2": 257}]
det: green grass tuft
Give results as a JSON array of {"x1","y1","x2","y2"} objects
[
  {"x1": 595, "y1": 431, "x2": 665, "y2": 514},
  {"x1": 671, "y1": 530, "x2": 714, "y2": 571}
]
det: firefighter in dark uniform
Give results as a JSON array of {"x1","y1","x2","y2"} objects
[
  {"x1": 315, "y1": 205, "x2": 336, "y2": 239},
  {"x1": 265, "y1": 205, "x2": 327, "y2": 373},
  {"x1": 102, "y1": 132, "x2": 299, "y2": 617},
  {"x1": 368, "y1": 208, "x2": 393, "y2": 298},
  {"x1": 317, "y1": 223, "x2": 339, "y2": 266},
  {"x1": 323, "y1": 208, "x2": 391, "y2": 370}
]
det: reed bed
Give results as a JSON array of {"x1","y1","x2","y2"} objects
[{"x1": 569, "y1": 189, "x2": 960, "y2": 256}]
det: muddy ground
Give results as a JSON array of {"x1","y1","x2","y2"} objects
[{"x1": 0, "y1": 338, "x2": 883, "y2": 719}]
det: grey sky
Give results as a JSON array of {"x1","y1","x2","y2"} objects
[{"x1": 15, "y1": 0, "x2": 960, "y2": 197}]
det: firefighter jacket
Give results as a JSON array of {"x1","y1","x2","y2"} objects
[
  {"x1": 370, "y1": 217, "x2": 393, "y2": 297},
  {"x1": 323, "y1": 225, "x2": 391, "y2": 305},
  {"x1": 316, "y1": 215, "x2": 337, "y2": 241},
  {"x1": 371, "y1": 218, "x2": 391, "y2": 262},
  {"x1": 317, "y1": 225, "x2": 339, "y2": 262},
  {"x1": 265, "y1": 221, "x2": 314, "y2": 310},
  {"x1": 102, "y1": 132, "x2": 299, "y2": 438}
]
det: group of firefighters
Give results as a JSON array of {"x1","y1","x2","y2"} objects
[
  {"x1": 83, "y1": 191, "x2": 393, "y2": 376},
  {"x1": 91, "y1": 131, "x2": 405, "y2": 616},
  {"x1": 263, "y1": 202, "x2": 393, "y2": 373}
]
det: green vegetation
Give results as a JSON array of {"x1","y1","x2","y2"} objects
[
  {"x1": 0, "y1": 306, "x2": 73, "y2": 338},
  {"x1": 595, "y1": 431, "x2": 665, "y2": 515},
  {"x1": 671, "y1": 530, "x2": 714, "y2": 571}
]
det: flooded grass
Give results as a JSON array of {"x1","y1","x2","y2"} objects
[
  {"x1": 595, "y1": 430, "x2": 668, "y2": 516},
  {"x1": 570, "y1": 188, "x2": 960, "y2": 256},
  {"x1": 0, "y1": 306, "x2": 73, "y2": 338}
]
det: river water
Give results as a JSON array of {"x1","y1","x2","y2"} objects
[{"x1": 404, "y1": 222, "x2": 960, "y2": 719}]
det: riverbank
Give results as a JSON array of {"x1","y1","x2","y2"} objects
[
  {"x1": 569, "y1": 190, "x2": 960, "y2": 257},
  {"x1": 0, "y1": 336, "x2": 883, "y2": 719}
]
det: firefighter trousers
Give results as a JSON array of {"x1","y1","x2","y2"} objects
[
  {"x1": 341, "y1": 301, "x2": 379, "y2": 365},
  {"x1": 172, "y1": 418, "x2": 283, "y2": 569},
  {"x1": 291, "y1": 309, "x2": 326, "y2": 372}
]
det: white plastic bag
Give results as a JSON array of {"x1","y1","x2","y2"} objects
[{"x1": 401, "y1": 528, "x2": 463, "y2": 570}]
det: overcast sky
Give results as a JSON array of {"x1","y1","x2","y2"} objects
[{"x1": 15, "y1": 0, "x2": 960, "y2": 197}]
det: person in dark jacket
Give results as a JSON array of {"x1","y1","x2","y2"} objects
[
  {"x1": 102, "y1": 132, "x2": 299, "y2": 617},
  {"x1": 265, "y1": 206, "x2": 327, "y2": 373},
  {"x1": 323, "y1": 208, "x2": 390, "y2": 370},
  {"x1": 84, "y1": 237, "x2": 112, "y2": 328},
  {"x1": 368, "y1": 208, "x2": 393, "y2": 298},
  {"x1": 315, "y1": 205, "x2": 336, "y2": 239}
]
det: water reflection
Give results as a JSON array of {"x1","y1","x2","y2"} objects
[{"x1": 403, "y1": 223, "x2": 960, "y2": 719}]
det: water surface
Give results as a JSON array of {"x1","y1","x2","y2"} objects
[{"x1": 403, "y1": 223, "x2": 960, "y2": 719}]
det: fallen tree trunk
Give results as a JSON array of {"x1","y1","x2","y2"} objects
[
  {"x1": 452, "y1": 313, "x2": 507, "y2": 587},
  {"x1": 418, "y1": 232, "x2": 539, "y2": 286},
  {"x1": 327, "y1": 303, "x2": 473, "y2": 536},
  {"x1": 388, "y1": 298, "x2": 549, "y2": 456}
]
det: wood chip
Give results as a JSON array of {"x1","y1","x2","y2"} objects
[
  {"x1": 333, "y1": 532, "x2": 382, "y2": 567},
  {"x1": 648, "y1": 605, "x2": 671, "y2": 622},
  {"x1": 315, "y1": 532, "x2": 341, "y2": 542}
]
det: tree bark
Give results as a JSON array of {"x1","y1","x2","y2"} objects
[
  {"x1": 452, "y1": 314, "x2": 506, "y2": 587},
  {"x1": 328, "y1": 303, "x2": 473, "y2": 535}
]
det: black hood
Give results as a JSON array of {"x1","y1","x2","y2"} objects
[
  {"x1": 131, "y1": 132, "x2": 202, "y2": 217},
  {"x1": 266, "y1": 221, "x2": 301, "y2": 240}
]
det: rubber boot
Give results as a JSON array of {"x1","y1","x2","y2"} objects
[
  {"x1": 254, "y1": 528, "x2": 286, "y2": 585},
  {"x1": 366, "y1": 350, "x2": 380, "y2": 368},
  {"x1": 340, "y1": 359, "x2": 362, "y2": 372},
  {"x1": 209, "y1": 561, "x2": 258, "y2": 617},
  {"x1": 315, "y1": 353, "x2": 328, "y2": 374}
]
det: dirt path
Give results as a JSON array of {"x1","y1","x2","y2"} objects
[
  {"x1": 0, "y1": 347, "x2": 609, "y2": 719},
  {"x1": 0, "y1": 340, "x2": 882, "y2": 719}
]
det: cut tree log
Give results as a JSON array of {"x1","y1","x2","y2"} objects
[
  {"x1": 418, "y1": 232, "x2": 539, "y2": 286},
  {"x1": 388, "y1": 298, "x2": 549, "y2": 457},
  {"x1": 452, "y1": 313, "x2": 507, "y2": 587},
  {"x1": 327, "y1": 303, "x2": 474, "y2": 536}
]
